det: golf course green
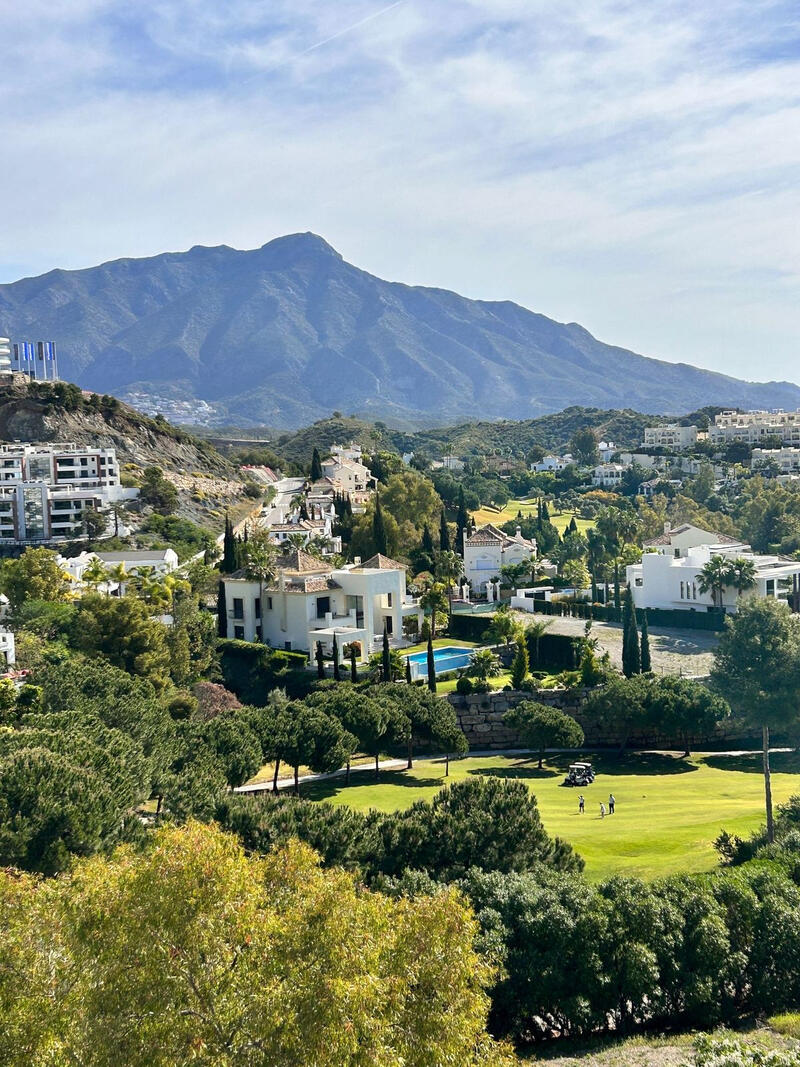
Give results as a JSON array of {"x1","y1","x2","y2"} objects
[{"x1": 302, "y1": 750, "x2": 800, "y2": 881}]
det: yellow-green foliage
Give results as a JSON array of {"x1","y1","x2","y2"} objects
[{"x1": 0, "y1": 822, "x2": 515, "y2": 1067}]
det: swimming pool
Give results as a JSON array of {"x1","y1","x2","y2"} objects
[{"x1": 405, "y1": 645, "x2": 475, "y2": 679}]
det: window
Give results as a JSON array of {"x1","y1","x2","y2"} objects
[
  {"x1": 680, "y1": 581, "x2": 685, "y2": 599},
  {"x1": 255, "y1": 625, "x2": 262, "y2": 641},
  {"x1": 234, "y1": 625, "x2": 244, "y2": 640},
  {"x1": 316, "y1": 595, "x2": 330, "y2": 619},
  {"x1": 254, "y1": 596, "x2": 261, "y2": 619},
  {"x1": 674, "y1": 548, "x2": 681, "y2": 558},
  {"x1": 385, "y1": 615, "x2": 393, "y2": 635},
  {"x1": 233, "y1": 597, "x2": 244, "y2": 620},
  {"x1": 284, "y1": 641, "x2": 292, "y2": 651},
  {"x1": 386, "y1": 592, "x2": 393, "y2": 607},
  {"x1": 266, "y1": 596, "x2": 273, "y2": 610}
]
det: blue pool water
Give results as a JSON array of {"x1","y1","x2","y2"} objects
[{"x1": 405, "y1": 645, "x2": 475, "y2": 677}]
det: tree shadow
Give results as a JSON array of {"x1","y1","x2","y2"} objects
[
  {"x1": 300, "y1": 768, "x2": 446, "y2": 802},
  {"x1": 469, "y1": 751, "x2": 699, "y2": 781},
  {"x1": 705, "y1": 750, "x2": 800, "y2": 775},
  {"x1": 470, "y1": 761, "x2": 561, "y2": 782}
]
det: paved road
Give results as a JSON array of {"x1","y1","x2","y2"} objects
[{"x1": 513, "y1": 611, "x2": 718, "y2": 677}]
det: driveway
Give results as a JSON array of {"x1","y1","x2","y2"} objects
[{"x1": 513, "y1": 612, "x2": 718, "y2": 677}]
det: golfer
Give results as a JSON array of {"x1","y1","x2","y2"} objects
[
  {"x1": 609, "y1": 793, "x2": 616, "y2": 815},
  {"x1": 578, "y1": 794, "x2": 585, "y2": 814}
]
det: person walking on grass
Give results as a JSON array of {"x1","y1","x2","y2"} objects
[
  {"x1": 609, "y1": 793, "x2": 615, "y2": 815},
  {"x1": 578, "y1": 794, "x2": 585, "y2": 814},
  {"x1": 600, "y1": 802, "x2": 606, "y2": 818}
]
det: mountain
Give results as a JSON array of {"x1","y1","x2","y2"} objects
[{"x1": 1, "y1": 233, "x2": 799, "y2": 428}]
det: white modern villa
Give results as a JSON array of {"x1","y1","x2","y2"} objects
[
  {"x1": 221, "y1": 549, "x2": 423, "y2": 663},
  {"x1": 626, "y1": 523, "x2": 800, "y2": 614},
  {"x1": 463, "y1": 524, "x2": 537, "y2": 596}
]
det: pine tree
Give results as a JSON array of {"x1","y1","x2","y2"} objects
[
  {"x1": 426, "y1": 631, "x2": 437, "y2": 693},
  {"x1": 221, "y1": 514, "x2": 237, "y2": 573},
  {"x1": 373, "y1": 493, "x2": 388, "y2": 556},
  {"x1": 332, "y1": 633, "x2": 341, "y2": 681},
  {"x1": 622, "y1": 587, "x2": 641, "y2": 677},
  {"x1": 216, "y1": 580, "x2": 227, "y2": 638},
  {"x1": 640, "y1": 610, "x2": 651, "y2": 673},
  {"x1": 310, "y1": 447, "x2": 323, "y2": 482},
  {"x1": 456, "y1": 486, "x2": 469, "y2": 555},
  {"x1": 439, "y1": 510, "x2": 451, "y2": 551},
  {"x1": 511, "y1": 637, "x2": 529, "y2": 690},
  {"x1": 421, "y1": 523, "x2": 434, "y2": 554}
]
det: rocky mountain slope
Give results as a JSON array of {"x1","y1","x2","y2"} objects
[
  {"x1": 0, "y1": 379, "x2": 244, "y2": 525},
  {"x1": 2, "y1": 234, "x2": 799, "y2": 428}
]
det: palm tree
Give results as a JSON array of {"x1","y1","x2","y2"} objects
[
  {"x1": 105, "y1": 561, "x2": 129, "y2": 596},
  {"x1": 242, "y1": 529, "x2": 278, "y2": 634},
  {"x1": 726, "y1": 557, "x2": 757, "y2": 601},
  {"x1": 697, "y1": 555, "x2": 730, "y2": 610},
  {"x1": 285, "y1": 532, "x2": 308, "y2": 552},
  {"x1": 526, "y1": 618, "x2": 552, "y2": 668},
  {"x1": 419, "y1": 580, "x2": 449, "y2": 639},
  {"x1": 81, "y1": 556, "x2": 108, "y2": 595}
]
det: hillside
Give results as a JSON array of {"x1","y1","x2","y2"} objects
[
  {"x1": 0, "y1": 378, "x2": 245, "y2": 526},
  {"x1": 1, "y1": 234, "x2": 799, "y2": 428},
  {"x1": 267, "y1": 406, "x2": 672, "y2": 466}
]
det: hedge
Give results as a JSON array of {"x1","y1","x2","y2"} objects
[
  {"x1": 217, "y1": 639, "x2": 310, "y2": 703},
  {"x1": 448, "y1": 614, "x2": 493, "y2": 642},
  {"x1": 519, "y1": 598, "x2": 727, "y2": 631}
]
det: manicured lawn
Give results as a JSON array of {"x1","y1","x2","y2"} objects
[
  {"x1": 301, "y1": 749, "x2": 800, "y2": 882},
  {"x1": 471, "y1": 499, "x2": 594, "y2": 537},
  {"x1": 435, "y1": 670, "x2": 512, "y2": 694},
  {"x1": 401, "y1": 637, "x2": 478, "y2": 655}
]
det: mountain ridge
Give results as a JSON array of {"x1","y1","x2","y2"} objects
[{"x1": 1, "y1": 233, "x2": 798, "y2": 428}]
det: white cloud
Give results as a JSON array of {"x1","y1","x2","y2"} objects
[{"x1": 1, "y1": 0, "x2": 799, "y2": 383}]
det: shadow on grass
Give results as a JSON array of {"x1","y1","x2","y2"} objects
[
  {"x1": 469, "y1": 751, "x2": 700, "y2": 782},
  {"x1": 470, "y1": 762, "x2": 561, "y2": 782},
  {"x1": 300, "y1": 769, "x2": 446, "y2": 802},
  {"x1": 705, "y1": 750, "x2": 800, "y2": 775}
]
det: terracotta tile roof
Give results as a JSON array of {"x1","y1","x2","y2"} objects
[
  {"x1": 360, "y1": 553, "x2": 407, "y2": 570},
  {"x1": 277, "y1": 548, "x2": 329, "y2": 574},
  {"x1": 644, "y1": 523, "x2": 744, "y2": 547}
]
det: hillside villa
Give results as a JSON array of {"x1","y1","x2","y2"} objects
[
  {"x1": 626, "y1": 522, "x2": 800, "y2": 613},
  {"x1": 220, "y1": 549, "x2": 423, "y2": 664},
  {"x1": 463, "y1": 523, "x2": 537, "y2": 598}
]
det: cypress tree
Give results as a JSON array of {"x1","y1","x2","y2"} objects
[
  {"x1": 456, "y1": 485, "x2": 469, "y2": 555},
  {"x1": 426, "y1": 631, "x2": 437, "y2": 693},
  {"x1": 350, "y1": 643, "x2": 358, "y2": 683},
  {"x1": 622, "y1": 587, "x2": 640, "y2": 677},
  {"x1": 310, "y1": 447, "x2": 323, "y2": 481},
  {"x1": 640, "y1": 611, "x2": 651, "y2": 673},
  {"x1": 421, "y1": 523, "x2": 434, "y2": 554},
  {"x1": 541, "y1": 499, "x2": 550, "y2": 521},
  {"x1": 216, "y1": 580, "x2": 227, "y2": 637},
  {"x1": 315, "y1": 640, "x2": 325, "y2": 679},
  {"x1": 373, "y1": 493, "x2": 388, "y2": 556},
  {"x1": 614, "y1": 560, "x2": 621, "y2": 611},
  {"x1": 405, "y1": 655, "x2": 412, "y2": 684},
  {"x1": 382, "y1": 626, "x2": 391, "y2": 682},
  {"x1": 439, "y1": 510, "x2": 451, "y2": 551},
  {"x1": 221, "y1": 514, "x2": 237, "y2": 573},
  {"x1": 299, "y1": 499, "x2": 309, "y2": 521},
  {"x1": 511, "y1": 637, "x2": 529, "y2": 690},
  {"x1": 332, "y1": 633, "x2": 341, "y2": 681},
  {"x1": 568, "y1": 515, "x2": 578, "y2": 535}
]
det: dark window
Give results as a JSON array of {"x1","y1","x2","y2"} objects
[
  {"x1": 255, "y1": 625, "x2": 262, "y2": 641},
  {"x1": 316, "y1": 595, "x2": 330, "y2": 619},
  {"x1": 385, "y1": 615, "x2": 393, "y2": 635},
  {"x1": 266, "y1": 596, "x2": 273, "y2": 610},
  {"x1": 284, "y1": 641, "x2": 292, "y2": 651},
  {"x1": 233, "y1": 597, "x2": 244, "y2": 620},
  {"x1": 386, "y1": 592, "x2": 393, "y2": 607},
  {"x1": 234, "y1": 625, "x2": 245, "y2": 640},
  {"x1": 254, "y1": 596, "x2": 261, "y2": 619}
]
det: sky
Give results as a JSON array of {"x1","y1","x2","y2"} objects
[{"x1": 1, "y1": 0, "x2": 799, "y2": 384}]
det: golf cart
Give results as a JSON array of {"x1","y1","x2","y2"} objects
[{"x1": 564, "y1": 762, "x2": 595, "y2": 787}]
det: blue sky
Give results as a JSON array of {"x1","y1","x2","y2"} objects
[{"x1": 1, "y1": 0, "x2": 799, "y2": 384}]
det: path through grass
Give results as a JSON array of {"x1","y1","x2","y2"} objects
[{"x1": 301, "y1": 749, "x2": 800, "y2": 881}]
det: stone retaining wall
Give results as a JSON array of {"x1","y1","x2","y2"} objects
[{"x1": 448, "y1": 688, "x2": 740, "y2": 750}]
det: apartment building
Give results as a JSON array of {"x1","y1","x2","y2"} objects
[
  {"x1": 710, "y1": 410, "x2": 800, "y2": 447},
  {"x1": 751, "y1": 447, "x2": 800, "y2": 474},
  {"x1": 0, "y1": 442, "x2": 135, "y2": 545},
  {"x1": 642, "y1": 424, "x2": 699, "y2": 450}
]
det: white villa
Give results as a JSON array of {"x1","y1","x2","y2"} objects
[
  {"x1": 62, "y1": 548, "x2": 179, "y2": 594},
  {"x1": 463, "y1": 524, "x2": 537, "y2": 596},
  {"x1": 265, "y1": 517, "x2": 342, "y2": 555},
  {"x1": 221, "y1": 549, "x2": 423, "y2": 664},
  {"x1": 321, "y1": 444, "x2": 375, "y2": 495},
  {"x1": 627, "y1": 523, "x2": 800, "y2": 614},
  {"x1": 532, "y1": 453, "x2": 573, "y2": 473},
  {"x1": 591, "y1": 463, "x2": 626, "y2": 488}
]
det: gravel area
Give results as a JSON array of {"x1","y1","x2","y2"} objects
[{"x1": 512, "y1": 612, "x2": 718, "y2": 678}]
